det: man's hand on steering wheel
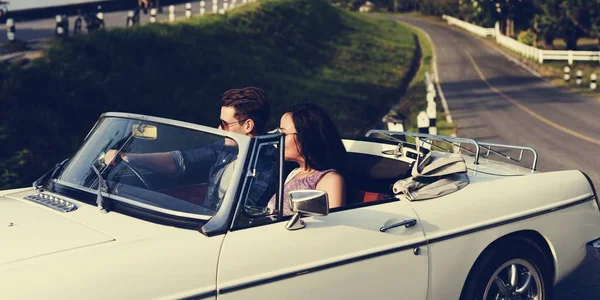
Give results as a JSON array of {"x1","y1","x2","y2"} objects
[
  {"x1": 103, "y1": 149, "x2": 154, "y2": 190},
  {"x1": 104, "y1": 149, "x2": 125, "y2": 165}
]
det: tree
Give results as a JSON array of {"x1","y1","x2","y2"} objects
[
  {"x1": 533, "y1": 0, "x2": 560, "y2": 47},
  {"x1": 533, "y1": 0, "x2": 600, "y2": 50}
]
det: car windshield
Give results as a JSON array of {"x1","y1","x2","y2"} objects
[{"x1": 56, "y1": 115, "x2": 246, "y2": 218}]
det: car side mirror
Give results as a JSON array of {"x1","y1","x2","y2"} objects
[{"x1": 285, "y1": 190, "x2": 329, "y2": 231}]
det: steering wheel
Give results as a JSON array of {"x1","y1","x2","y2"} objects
[
  {"x1": 119, "y1": 159, "x2": 154, "y2": 190},
  {"x1": 98, "y1": 151, "x2": 154, "y2": 190}
]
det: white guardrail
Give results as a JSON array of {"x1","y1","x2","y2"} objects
[
  {"x1": 442, "y1": 15, "x2": 600, "y2": 65},
  {"x1": 442, "y1": 15, "x2": 495, "y2": 38}
]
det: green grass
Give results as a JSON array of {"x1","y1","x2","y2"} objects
[
  {"x1": 0, "y1": 0, "x2": 422, "y2": 188},
  {"x1": 536, "y1": 37, "x2": 599, "y2": 51},
  {"x1": 0, "y1": 39, "x2": 30, "y2": 54}
]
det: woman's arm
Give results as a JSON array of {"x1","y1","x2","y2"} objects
[{"x1": 315, "y1": 172, "x2": 345, "y2": 209}]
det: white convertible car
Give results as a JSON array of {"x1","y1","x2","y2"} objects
[{"x1": 2, "y1": 112, "x2": 600, "y2": 300}]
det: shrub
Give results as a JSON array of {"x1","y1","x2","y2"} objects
[{"x1": 518, "y1": 29, "x2": 536, "y2": 46}]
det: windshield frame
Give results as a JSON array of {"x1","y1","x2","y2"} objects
[{"x1": 51, "y1": 112, "x2": 252, "y2": 223}]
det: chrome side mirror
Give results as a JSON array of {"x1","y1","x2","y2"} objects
[{"x1": 285, "y1": 190, "x2": 329, "y2": 231}]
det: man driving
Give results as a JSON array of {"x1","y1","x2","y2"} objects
[{"x1": 104, "y1": 87, "x2": 278, "y2": 210}]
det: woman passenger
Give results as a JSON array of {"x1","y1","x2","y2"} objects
[{"x1": 267, "y1": 103, "x2": 347, "y2": 216}]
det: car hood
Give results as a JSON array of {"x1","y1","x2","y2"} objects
[{"x1": 0, "y1": 194, "x2": 115, "y2": 266}]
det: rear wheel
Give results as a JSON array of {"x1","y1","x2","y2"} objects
[{"x1": 461, "y1": 237, "x2": 553, "y2": 300}]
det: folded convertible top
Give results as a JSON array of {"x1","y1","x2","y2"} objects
[{"x1": 392, "y1": 150, "x2": 469, "y2": 201}]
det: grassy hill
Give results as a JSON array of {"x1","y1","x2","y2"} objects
[{"x1": 0, "y1": 0, "x2": 421, "y2": 189}]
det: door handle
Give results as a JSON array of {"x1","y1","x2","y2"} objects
[{"x1": 380, "y1": 219, "x2": 417, "y2": 232}]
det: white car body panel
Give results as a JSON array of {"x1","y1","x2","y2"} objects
[
  {"x1": 1, "y1": 195, "x2": 114, "y2": 265},
  {"x1": 423, "y1": 199, "x2": 599, "y2": 300},
  {"x1": 408, "y1": 169, "x2": 600, "y2": 299},
  {"x1": 218, "y1": 200, "x2": 429, "y2": 299},
  {"x1": 0, "y1": 189, "x2": 223, "y2": 300}
]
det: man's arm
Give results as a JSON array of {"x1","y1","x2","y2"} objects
[
  {"x1": 104, "y1": 140, "x2": 223, "y2": 176},
  {"x1": 105, "y1": 150, "x2": 177, "y2": 174}
]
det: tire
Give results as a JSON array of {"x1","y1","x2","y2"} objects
[{"x1": 460, "y1": 236, "x2": 553, "y2": 300}]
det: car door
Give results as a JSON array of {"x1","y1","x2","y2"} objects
[{"x1": 216, "y1": 136, "x2": 429, "y2": 299}]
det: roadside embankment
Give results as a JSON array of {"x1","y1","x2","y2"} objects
[{"x1": 0, "y1": 0, "x2": 423, "y2": 188}]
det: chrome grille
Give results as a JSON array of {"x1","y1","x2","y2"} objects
[{"x1": 23, "y1": 193, "x2": 78, "y2": 213}]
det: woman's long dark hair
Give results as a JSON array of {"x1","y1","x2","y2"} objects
[{"x1": 285, "y1": 103, "x2": 347, "y2": 172}]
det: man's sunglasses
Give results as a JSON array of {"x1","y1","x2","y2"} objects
[{"x1": 219, "y1": 119, "x2": 247, "y2": 130}]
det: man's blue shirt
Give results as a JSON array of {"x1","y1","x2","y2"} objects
[{"x1": 170, "y1": 139, "x2": 278, "y2": 211}]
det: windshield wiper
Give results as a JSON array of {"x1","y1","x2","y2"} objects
[
  {"x1": 32, "y1": 158, "x2": 70, "y2": 191},
  {"x1": 90, "y1": 164, "x2": 111, "y2": 213}
]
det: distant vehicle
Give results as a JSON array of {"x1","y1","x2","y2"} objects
[
  {"x1": 72, "y1": 7, "x2": 104, "y2": 34},
  {"x1": 1, "y1": 112, "x2": 600, "y2": 299},
  {"x1": 9, "y1": 0, "x2": 106, "y2": 12},
  {"x1": 0, "y1": 1, "x2": 9, "y2": 22}
]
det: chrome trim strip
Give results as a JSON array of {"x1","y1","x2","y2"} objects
[
  {"x1": 55, "y1": 179, "x2": 212, "y2": 220},
  {"x1": 218, "y1": 240, "x2": 427, "y2": 294},
  {"x1": 580, "y1": 171, "x2": 599, "y2": 210},
  {"x1": 178, "y1": 290, "x2": 217, "y2": 300},
  {"x1": 427, "y1": 195, "x2": 595, "y2": 245}
]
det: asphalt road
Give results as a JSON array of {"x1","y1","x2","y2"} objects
[
  {"x1": 0, "y1": 0, "x2": 238, "y2": 44},
  {"x1": 397, "y1": 16, "x2": 600, "y2": 299}
]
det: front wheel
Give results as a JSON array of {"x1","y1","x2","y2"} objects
[{"x1": 461, "y1": 237, "x2": 553, "y2": 300}]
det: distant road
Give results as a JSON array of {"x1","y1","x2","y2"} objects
[
  {"x1": 0, "y1": 0, "x2": 233, "y2": 44},
  {"x1": 395, "y1": 15, "x2": 600, "y2": 300}
]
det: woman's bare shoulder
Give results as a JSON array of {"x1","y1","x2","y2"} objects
[{"x1": 317, "y1": 171, "x2": 345, "y2": 187}]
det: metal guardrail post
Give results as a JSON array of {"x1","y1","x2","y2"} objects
[
  {"x1": 576, "y1": 70, "x2": 583, "y2": 86},
  {"x1": 55, "y1": 15, "x2": 68, "y2": 37},
  {"x1": 564, "y1": 66, "x2": 571, "y2": 82},
  {"x1": 417, "y1": 111, "x2": 429, "y2": 134},
  {"x1": 6, "y1": 18, "x2": 15, "y2": 42},
  {"x1": 200, "y1": 1, "x2": 205, "y2": 15},
  {"x1": 126, "y1": 11, "x2": 135, "y2": 27},
  {"x1": 169, "y1": 5, "x2": 175, "y2": 22},
  {"x1": 568, "y1": 50, "x2": 573, "y2": 65},
  {"x1": 186, "y1": 3, "x2": 192, "y2": 19},
  {"x1": 150, "y1": 8, "x2": 157, "y2": 23}
]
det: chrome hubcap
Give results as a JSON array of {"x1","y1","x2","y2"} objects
[{"x1": 483, "y1": 259, "x2": 542, "y2": 300}]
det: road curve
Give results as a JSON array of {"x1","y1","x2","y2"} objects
[{"x1": 397, "y1": 16, "x2": 600, "y2": 299}]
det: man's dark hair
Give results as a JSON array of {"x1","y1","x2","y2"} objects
[
  {"x1": 220, "y1": 87, "x2": 270, "y2": 134},
  {"x1": 285, "y1": 103, "x2": 347, "y2": 172}
]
